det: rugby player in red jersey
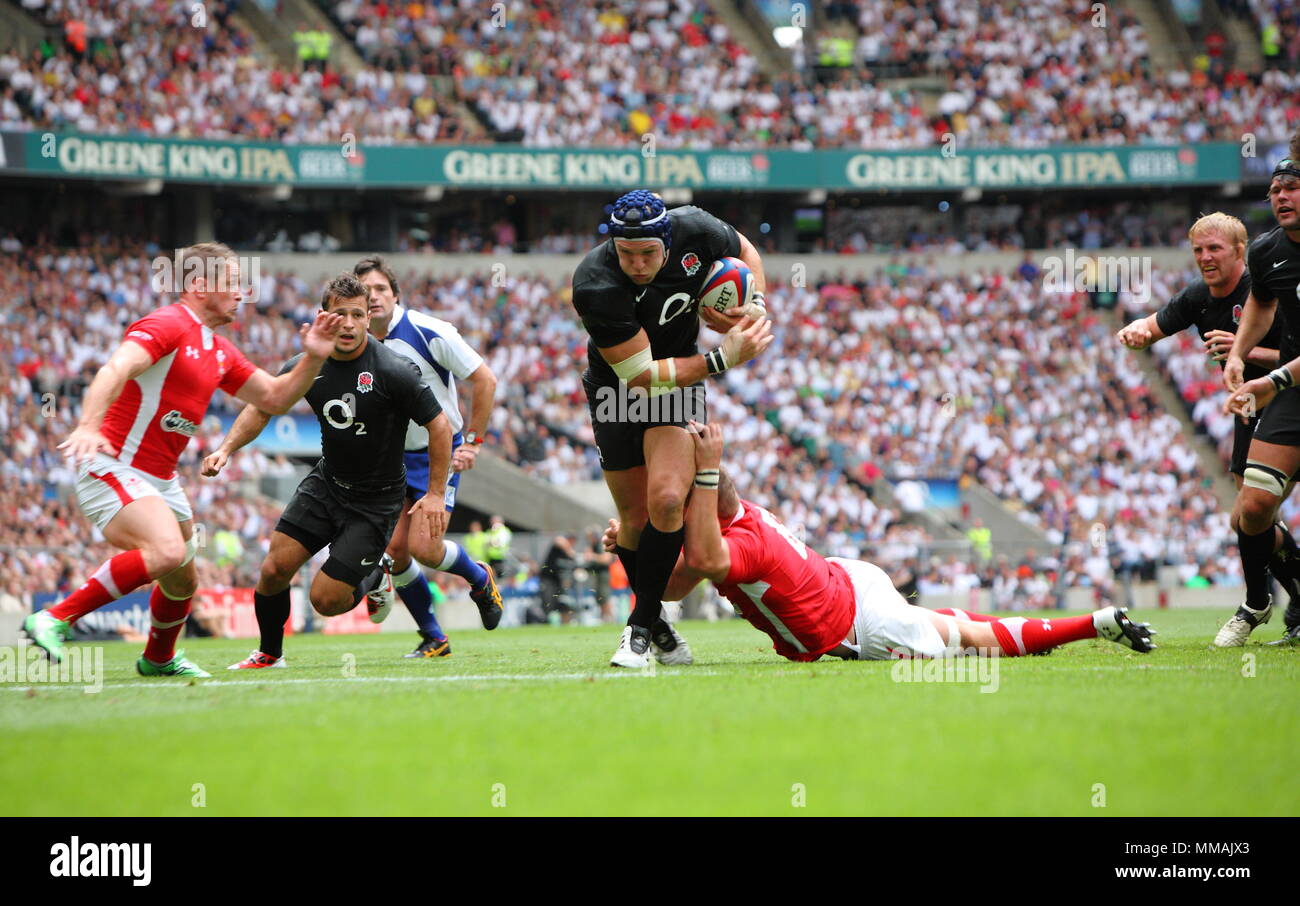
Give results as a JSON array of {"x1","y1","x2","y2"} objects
[
  {"x1": 607, "y1": 422, "x2": 1156, "y2": 661},
  {"x1": 23, "y1": 242, "x2": 343, "y2": 677}
]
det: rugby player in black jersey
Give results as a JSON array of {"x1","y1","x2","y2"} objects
[
  {"x1": 1117, "y1": 213, "x2": 1300, "y2": 624},
  {"x1": 571, "y1": 190, "x2": 773, "y2": 667},
  {"x1": 1220, "y1": 146, "x2": 1300, "y2": 646},
  {"x1": 201, "y1": 274, "x2": 452, "y2": 668}
]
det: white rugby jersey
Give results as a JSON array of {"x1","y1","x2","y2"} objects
[{"x1": 381, "y1": 303, "x2": 483, "y2": 447}]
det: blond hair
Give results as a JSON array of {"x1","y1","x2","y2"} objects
[{"x1": 1188, "y1": 212, "x2": 1247, "y2": 251}]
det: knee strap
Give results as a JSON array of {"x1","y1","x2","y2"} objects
[
  {"x1": 1243, "y1": 462, "x2": 1289, "y2": 498},
  {"x1": 180, "y1": 533, "x2": 199, "y2": 568}
]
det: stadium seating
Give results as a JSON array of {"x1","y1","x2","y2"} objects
[{"x1": 3, "y1": 0, "x2": 1297, "y2": 146}]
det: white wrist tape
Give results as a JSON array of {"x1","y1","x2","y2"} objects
[{"x1": 650, "y1": 358, "x2": 677, "y2": 397}]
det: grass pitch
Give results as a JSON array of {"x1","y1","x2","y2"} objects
[{"x1": 1, "y1": 609, "x2": 1296, "y2": 816}]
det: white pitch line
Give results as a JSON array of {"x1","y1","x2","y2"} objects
[{"x1": 0, "y1": 670, "x2": 720, "y2": 693}]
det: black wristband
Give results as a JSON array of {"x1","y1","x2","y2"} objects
[{"x1": 705, "y1": 348, "x2": 728, "y2": 375}]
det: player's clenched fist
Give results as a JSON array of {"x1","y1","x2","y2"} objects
[
  {"x1": 201, "y1": 449, "x2": 230, "y2": 477},
  {"x1": 602, "y1": 518, "x2": 620, "y2": 554},
  {"x1": 1116, "y1": 319, "x2": 1154, "y2": 349}
]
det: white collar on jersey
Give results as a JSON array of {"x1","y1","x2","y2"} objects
[
  {"x1": 726, "y1": 500, "x2": 746, "y2": 529},
  {"x1": 387, "y1": 303, "x2": 409, "y2": 332},
  {"x1": 177, "y1": 300, "x2": 214, "y2": 349}
]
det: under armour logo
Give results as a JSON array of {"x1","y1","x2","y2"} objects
[{"x1": 185, "y1": 346, "x2": 200, "y2": 359}]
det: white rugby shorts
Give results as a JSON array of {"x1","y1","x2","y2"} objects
[
  {"x1": 828, "y1": 558, "x2": 960, "y2": 660},
  {"x1": 75, "y1": 453, "x2": 193, "y2": 532}
]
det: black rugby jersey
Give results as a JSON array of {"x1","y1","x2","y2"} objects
[
  {"x1": 571, "y1": 205, "x2": 741, "y2": 386},
  {"x1": 280, "y1": 339, "x2": 441, "y2": 490}
]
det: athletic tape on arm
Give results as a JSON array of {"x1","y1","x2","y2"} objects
[{"x1": 610, "y1": 346, "x2": 653, "y2": 383}]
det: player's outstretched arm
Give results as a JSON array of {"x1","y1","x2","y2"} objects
[
  {"x1": 58, "y1": 341, "x2": 156, "y2": 463},
  {"x1": 201, "y1": 404, "x2": 273, "y2": 477},
  {"x1": 681, "y1": 420, "x2": 732, "y2": 581},
  {"x1": 1225, "y1": 292, "x2": 1278, "y2": 391},
  {"x1": 233, "y1": 311, "x2": 343, "y2": 414}
]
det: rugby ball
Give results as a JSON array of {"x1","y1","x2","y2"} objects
[{"x1": 697, "y1": 257, "x2": 754, "y2": 316}]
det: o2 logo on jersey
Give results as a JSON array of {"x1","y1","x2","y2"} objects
[
  {"x1": 658, "y1": 292, "x2": 695, "y2": 325},
  {"x1": 1233, "y1": 303, "x2": 1242, "y2": 324},
  {"x1": 357, "y1": 371, "x2": 374, "y2": 393},
  {"x1": 159, "y1": 409, "x2": 198, "y2": 436},
  {"x1": 323, "y1": 395, "x2": 367, "y2": 435}
]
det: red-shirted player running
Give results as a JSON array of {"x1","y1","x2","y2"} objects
[
  {"x1": 606, "y1": 422, "x2": 1157, "y2": 663},
  {"x1": 23, "y1": 242, "x2": 343, "y2": 677}
]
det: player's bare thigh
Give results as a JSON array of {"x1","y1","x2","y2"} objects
[
  {"x1": 603, "y1": 465, "x2": 648, "y2": 548},
  {"x1": 641, "y1": 424, "x2": 695, "y2": 530},
  {"x1": 1233, "y1": 439, "x2": 1300, "y2": 532},
  {"x1": 101, "y1": 495, "x2": 189, "y2": 578}
]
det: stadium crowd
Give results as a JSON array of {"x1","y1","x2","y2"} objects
[
  {"x1": 0, "y1": 236, "x2": 1256, "y2": 612},
  {"x1": 2, "y1": 0, "x2": 468, "y2": 142},
  {"x1": 3, "y1": 0, "x2": 1298, "y2": 148}
]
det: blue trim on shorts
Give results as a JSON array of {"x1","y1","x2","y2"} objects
[{"x1": 405, "y1": 432, "x2": 461, "y2": 511}]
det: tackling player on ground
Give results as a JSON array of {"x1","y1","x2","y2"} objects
[
  {"x1": 605, "y1": 422, "x2": 1156, "y2": 662},
  {"x1": 355, "y1": 255, "x2": 503, "y2": 658},
  {"x1": 23, "y1": 242, "x2": 344, "y2": 676},
  {"x1": 204, "y1": 274, "x2": 451, "y2": 669},
  {"x1": 571, "y1": 190, "x2": 773, "y2": 668},
  {"x1": 1220, "y1": 143, "x2": 1300, "y2": 647},
  {"x1": 1116, "y1": 212, "x2": 1300, "y2": 620}
]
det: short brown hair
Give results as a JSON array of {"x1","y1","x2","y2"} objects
[
  {"x1": 320, "y1": 273, "x2": 368, "y2": 311},
  {"x1": 353, "y1": 255, "x2": 399, "y2": 299},
  {"x1": 176, "y1": 241, "x2": 237, "y2": 293}
]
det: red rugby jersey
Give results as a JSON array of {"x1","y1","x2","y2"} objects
[
  {"x1": 714, "y1": 500, "x2": 856, "y2": 661},
  {"x1": 101, "y1": 303, "x2": 255, "y2": 479}
]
